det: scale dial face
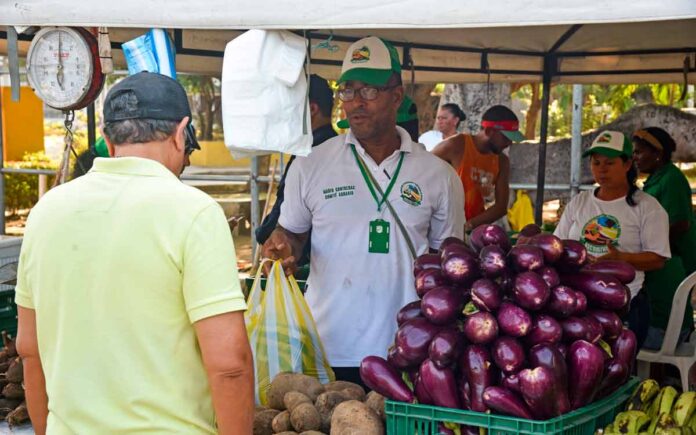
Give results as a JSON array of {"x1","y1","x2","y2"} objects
[{"x1": 26, "y1": 27, "x2": 101, "y2": 110}]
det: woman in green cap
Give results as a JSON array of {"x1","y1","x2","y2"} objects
[
  {"x1": 633, "y1": 127, "x2": 696, "y2": 349},
  {"x1": 554, "y1": 130, "x2": 671, "y2": 348}
]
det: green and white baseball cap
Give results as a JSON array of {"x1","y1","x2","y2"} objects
[
  {"x1": 338, "y1": 36, "x2": 402, "y2": 86},
  {"x1": 583, "y1": 130, "x2": 633, "y2": 158}
]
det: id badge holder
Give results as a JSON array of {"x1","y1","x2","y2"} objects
[{"x1": 369, "y1": 219, "x2": 390, "y2": 254}]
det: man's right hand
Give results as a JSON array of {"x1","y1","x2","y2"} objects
[{"x1": 261, "y1": 229, "x2": 298, "y2": 276}]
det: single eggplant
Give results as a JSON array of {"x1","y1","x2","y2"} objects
[
  {"x1": 538, "y1": 266, "x2": 561, "y2": 288},
  {"x1": 526, "y1": 315, "x2": 563, "y2": 346},
  {"x1": 429, "y1": 328, "x2": 465, "y2": 369},
  {"x1": 414, "y1": 374, "x2": 435, "y2": 405},
  {"x1": 360, "y1": 356, "x2": 414, "y2": 403},
  {"x1": 497, "y1": 301, "x2": 532, "y2": 337},
  {"x1": 546, "y1": 285, "x2": 578, "y2": 318},
  {"x1": 471, "y1": 278, "x2": 502, "y2": 312},
  {"x1": 519, "y1": 223, "x2": 542, "y2": 237},
  {"x1": 597, "y1": 359, "x2": 629, "y2": 399},
  {"x1": 558, "y1": 239, "x2": 588, "y2": 270},
  {"x1": 483, "y1": 387, "x2": 534, "y2": 419},
  {"x1": 492, "y1": 336, "x2": 526, "y2": 373},
  {"x1": 582, "y1": 315, "x2": 603, "y2": 343},
  {"x1": 395, "y1": 317, "x2": 441, "y2": 365},
  {"x1": 464, "y1": 311, "x2": 499, "y2": 345},
  {"x1": 512, "y1": 271, "x2": 551, "y2": 310},
  {"x1": 508, "y1": 245, "x2": 545, "y2": 272},
  {"x1": 419, "y1": 359, "x2": 461, "y2": 409},
  {"x1": 397, "y1": 300, "x2": 422, "y2": 326},
  {"x1": 460, "y1": 345, "x2": 497, "y2": 412},
  {"x1": 582, "y1": 260, "x2": 636, "y2": 284},
  {"x1": 501, "y1": 372, "x2": 521, "y2": 393},
  {"x1": 414, "y1": 253, "x2": 442, "y2": 277},
  {"x1": 567, "y1": 340, "x2": 605, "y2": 409},
  {"x1": 422, "y1": 287, "x2": 463, "y2": 325},
  {"x1": 530, "y1": 233, "x2": 564, "y2": 264},
  {"x1": 387, "y1": 345, "x2": 411, "y2": 370},
  {"x1": 611, "y1": 328, "x2": 637, "y2": 373},
  {"x1": 561, "y1": 271, "x2": 629, "y2": 311},
  {"x1": 573, "y1": 289, "x2": 588, "y2": 314},
  {"x1": 440, "y1": 236, "x2": 467, "y2": 250},
  {"x1": 528, "y1": 343, "x2": 571, "y2": 415},
  {"x1": 415, "y1": 269, "x2": 448, "y2": 298},
  {"x1": 479, "y1": 245, "x2": 508, "y2": 278},
  {"x1": 470, "y1": 224, "x2": 510, "y2": 253},
  {"x1": 587, "y1": 309, "x2": 623, "y2": 340},
  {"x1": 560, "y1": 316, "x2": 590, "y2": 343},
  {"x1": 518, "y1": 366, "x2": 559, "y2": 419},
  {"x1": 441, "y1": 249, "x2": 480, "y2": 284}
]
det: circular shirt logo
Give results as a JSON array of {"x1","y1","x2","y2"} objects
[
  {"x1": 401, "y1": 182, "x2": 422, "y2": 206},
  {"x1": 580, "y1": 214, "x2": 621, "y2": 255}
]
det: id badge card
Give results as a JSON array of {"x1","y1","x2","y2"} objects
[{"x1": 369, "y1": 219, "x2": 390, "y2": 254}]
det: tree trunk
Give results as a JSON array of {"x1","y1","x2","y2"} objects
[
  {"x1": 525, "y1": 83, "x2": 541, "y2": 140},
  {"x1": 440, "y1": 83, "x2": 511, "y2": 134}
]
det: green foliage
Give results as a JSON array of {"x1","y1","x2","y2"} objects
[{"x1": 4, "y1": 152, "x2": 58, "y2": 215}]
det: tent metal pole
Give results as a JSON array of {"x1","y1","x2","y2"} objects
[
  {"x1": 534, "y1": 57, "x2": 553, "y2": 225},
  {"x1": 0, "y1": 81, "x2": 5, "y2": 235},
  {"x1": 250, "y1": 156, "x2": 260, "y2": 261},
  {"x1": 570, "y1": 84, "x2": 583, "y2": 197}
]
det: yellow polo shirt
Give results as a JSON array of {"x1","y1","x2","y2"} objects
[{"x1": 15, "y1": 157, "x2": 246, "y2": 434}]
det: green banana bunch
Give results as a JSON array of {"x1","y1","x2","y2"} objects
[
  {"x1": 673, "y1": 392, "x2": 696, "y2": 427},
  {"x1": 614, "y1": 410, "x2": 652, "y2": 433},
  {"x1": 628, "y1": 380, "x2": 661, "y2": 411},
  {"x1": 648, "y1": 387, "x2": 679, "y2": 420}
]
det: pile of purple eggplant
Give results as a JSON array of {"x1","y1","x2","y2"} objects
[{"x1": 360, "y1": 223, "x2": 638, "y2": 422}]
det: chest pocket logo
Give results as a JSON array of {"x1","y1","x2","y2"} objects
[{"x1": 401, "y1": 182, "x2": 423, "y2": 206}]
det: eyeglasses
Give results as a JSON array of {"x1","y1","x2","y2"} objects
[{"x1": 337, "y1": 85, "x2": 396, "y2": 102}]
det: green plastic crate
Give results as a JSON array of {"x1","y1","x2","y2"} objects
[{"x1": 386, "y1": 377, "x2": 639, "y2": 435}]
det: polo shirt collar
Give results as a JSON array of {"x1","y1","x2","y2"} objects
[
  {"x1": 345, "y1": 125, "x2": 414, "y2": 156},
  {"x1": 90, "y1": 157, "x2": 179, "y2": 180}
]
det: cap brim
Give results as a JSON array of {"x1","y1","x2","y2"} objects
[
  {"x1": 582, "y1": 147, "x2": 624, "y2": 158},
  {"x1": 500, "y1": 130, "x2": 526, "y2": 143},
  {"x1": 338, "y1": 68, "x2": 392, "y2": 86},
  {"x1": 336, "y1": 119, "x2": 349, "y2": 129}
]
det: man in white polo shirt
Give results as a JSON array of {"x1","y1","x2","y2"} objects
[{"x1": 262, "y1": 36, "x2": 465, "y2": 386}]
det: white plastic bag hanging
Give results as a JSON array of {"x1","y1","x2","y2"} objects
[{"x1": 221, "y1": 30, "x2": 312, "y2": 159}]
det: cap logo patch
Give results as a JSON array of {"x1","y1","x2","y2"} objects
[
  {"x1": 351, "y1": 46, "x2": 371, "y2": 63},
  {"x1": 597, "y1": 132, "x2": 613, "y2": 144}
]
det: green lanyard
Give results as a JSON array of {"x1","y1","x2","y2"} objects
[{"x1": 350, "y1": 144, "x2": 405, "y2": 212}]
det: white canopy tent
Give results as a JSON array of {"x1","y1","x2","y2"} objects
[{"x1": 1, "y1": 0, "x2": 695, "y2": 225}]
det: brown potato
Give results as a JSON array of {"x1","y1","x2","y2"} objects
[
  {"x1": 330, "y1": 400, "x2": 384, "y2": 435},
  {"x1": 315, "y1": 391, "x2": 348, "y2": 433},
  {"x1": 272, "y1": 410, "x2": 292, "y2": 433},
  {"x1": 324, "y1": 381, "x2": 366, "y2": 402},
  {"x1": 299, "y1": 432, "x2": 327, "y2": 435},
  {"x1": 290, "y1": 402, "x2": 321, "y2": 432},
  {"x1": 284, "y1": 391, "x2": 312, "y2": 413},
  {"x1": 268, "y1": 373, "x2": 325, "y2": 410},
  {"x1": 253, "y1": 408, "x2": 281, "y2": 435},
  {"x1": 365, "y1": 392, "x2": 386, "y2": 421}
]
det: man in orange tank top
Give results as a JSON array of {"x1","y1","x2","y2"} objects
[{"x1": 433, "y1": 105, "x2": 526, "y2": 231}]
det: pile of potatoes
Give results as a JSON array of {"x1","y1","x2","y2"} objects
[
  {"x1": 0, "y1": 332, "x2": 29, "y2": 427},
  {"x1": 254, "y1": 372, "x2": 386, "y2": 435}
]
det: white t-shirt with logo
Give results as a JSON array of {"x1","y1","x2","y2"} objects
[
  {"x1": 554, "y1": 189, "x2": 670, "y2": 297},
  {"x1": 280, "y1": 126, "x2": 465, "y2": 366}
]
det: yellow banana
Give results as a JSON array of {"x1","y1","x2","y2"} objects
[
  {"x1": 649, "y1": 387, "x2": 679, "y2": 419},
  {"x1": 672, "y1": 392, "x2": 696, "y2": 426},
  {"x1": 688, "y1": 411, "x2": 696, "y2": 433},
  {"x1": 628, "y1": 380, "x2": 661, "y2": 411}
]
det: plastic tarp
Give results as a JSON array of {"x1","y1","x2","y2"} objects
[{"x1": 1, "y1": 0, "x2": 695, "y2": 83}]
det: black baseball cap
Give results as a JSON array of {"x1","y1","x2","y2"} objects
[{"x1": 104, "y1": 72, "x2": 200, "y2": 151}]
